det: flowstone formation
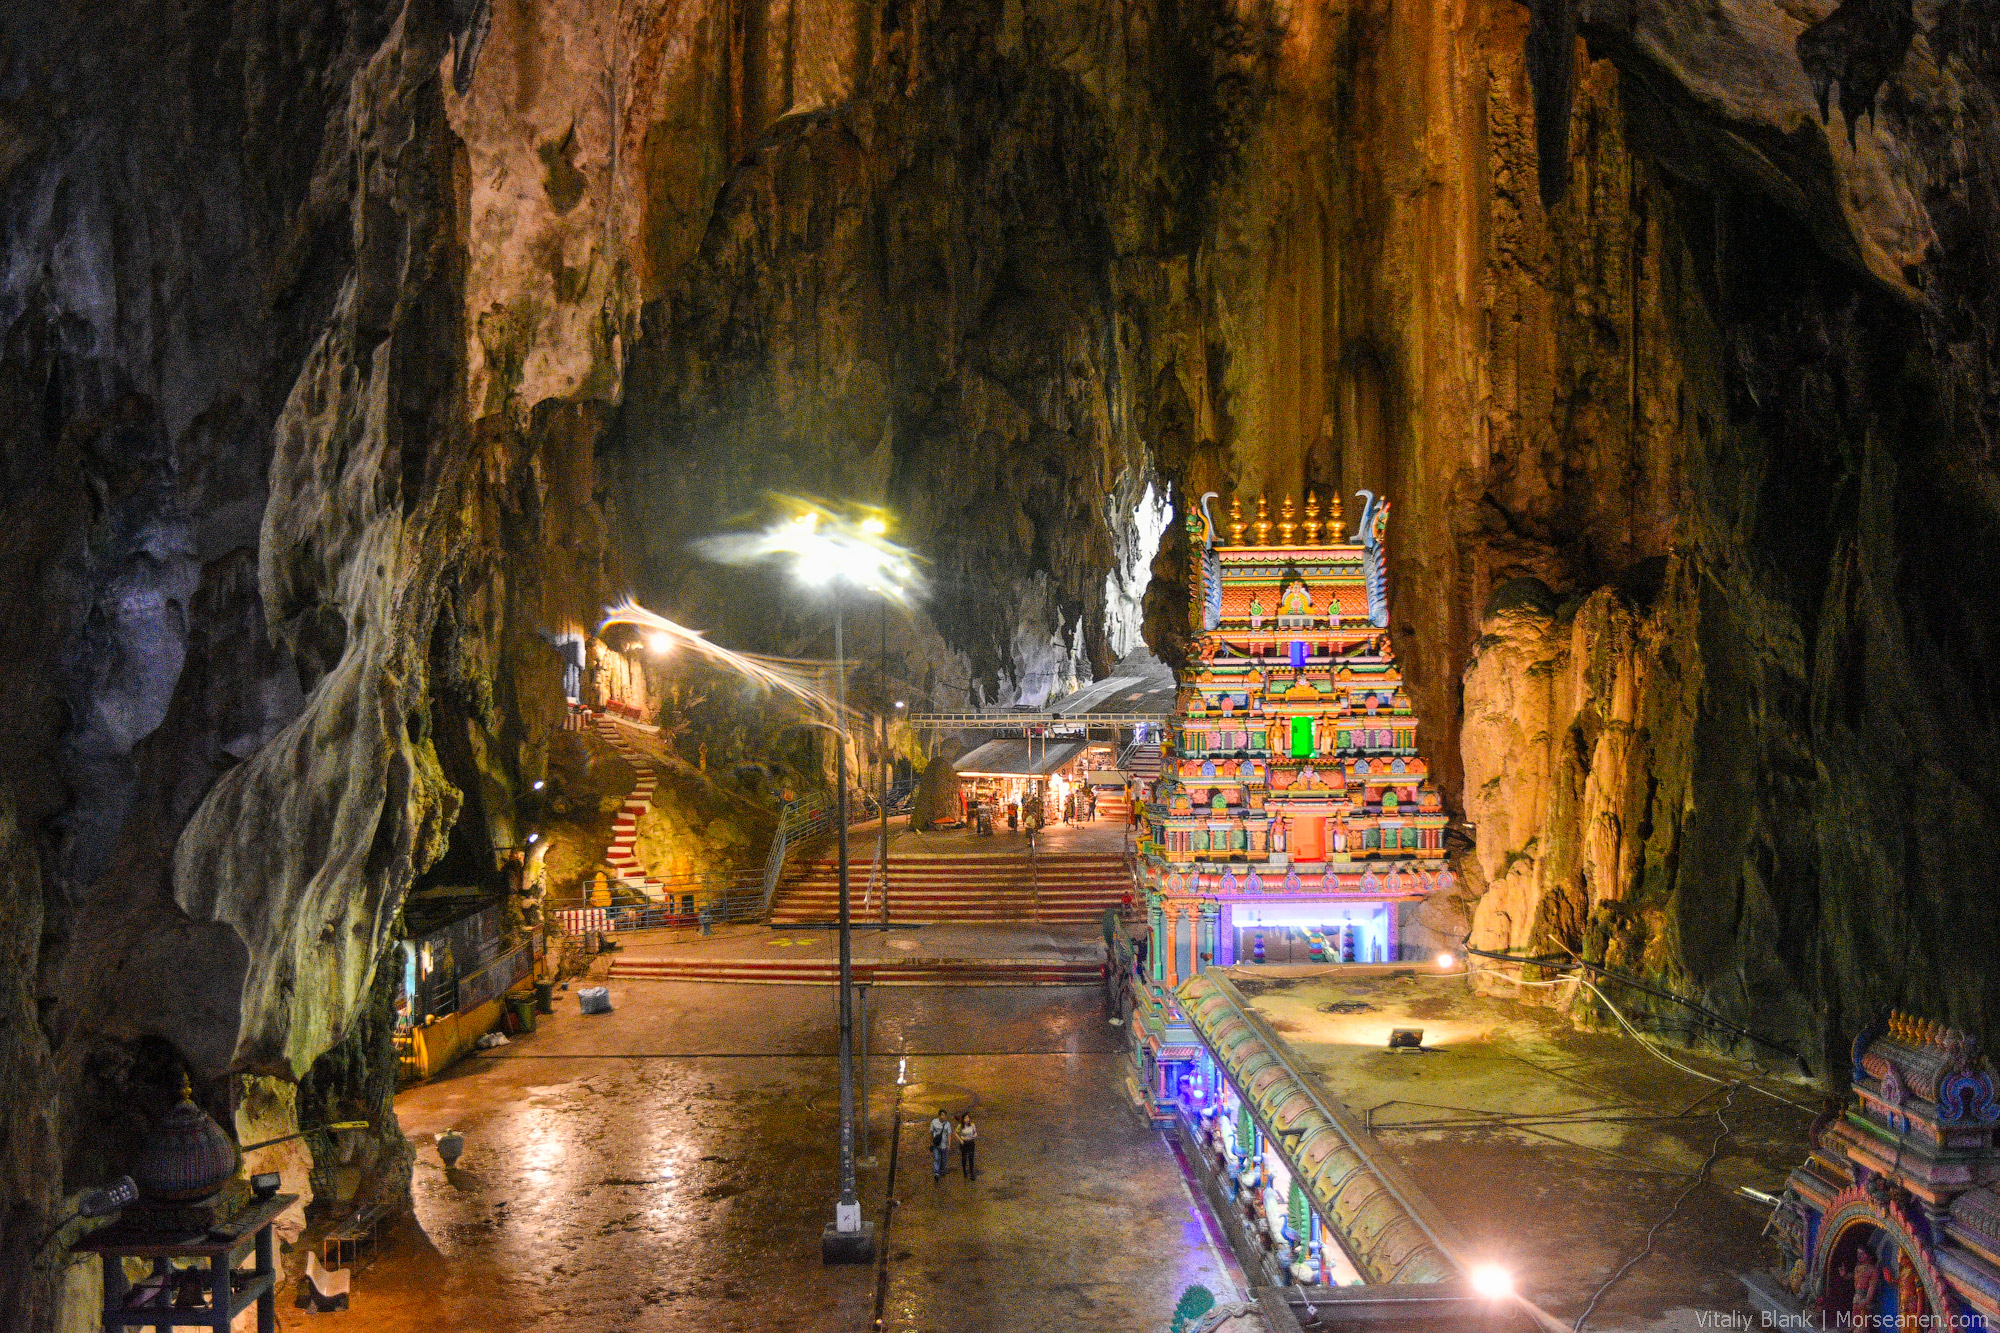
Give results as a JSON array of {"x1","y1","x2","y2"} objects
[
  {"x1": 0, "y1": 3, "x2": 617, "y2": 1325},
  {"x1": 0, "y1": 0, "x2": 1997, "y2": 1327}
]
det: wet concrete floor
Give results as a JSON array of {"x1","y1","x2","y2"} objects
[{"x1": 307, "y1": 981, "x2": 1235, "y2": 1332}]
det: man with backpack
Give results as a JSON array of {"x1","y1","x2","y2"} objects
[{"x1": 930, "y1": 1108, "x2": 950, "y2": 1181}]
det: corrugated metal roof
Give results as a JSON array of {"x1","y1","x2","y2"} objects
[
  {"x1": 1048, "y1": 649, "x2": 1177, "y2": 718},
  {"x1": 951, "y1": 739, "x2": 1089, "y2": 777}
]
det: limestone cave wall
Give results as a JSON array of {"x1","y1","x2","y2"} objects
[
  {"x1": 1, "y1": 0, "x2": 1997, "y2": 1326},
  {"x1": 0, "y1": 1, "x2": 621, "y2": 1324}
]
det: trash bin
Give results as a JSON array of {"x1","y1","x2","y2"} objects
[
  {"x1": 506, "y1": 993, "x2": 538, "y2": 1034},
  {"x1": 578, "y1": 986, "x2": 612, "y2": 1015},
  {"x1": 533, "y1": 980, "x2": 554, "y2": 1015}
]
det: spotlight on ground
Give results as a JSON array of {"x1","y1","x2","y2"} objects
[
  {"x1": 1436, "y1": 951, "x2": 1456, "y2": 970},
  {"x1": 1387, "y1": 1027, "x2": 1425, "y2": 1050},
  {"x1": 1469, "y1": 1262, "x2": 1514, "y2": 1298}
]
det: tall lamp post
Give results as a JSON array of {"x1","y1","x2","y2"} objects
[{"x1": 700, "y1": 504, "x2": 920, "y2": 1265}]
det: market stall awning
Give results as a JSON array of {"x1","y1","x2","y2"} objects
[
  {"x1": 1177, "y1": 970, "x2": 1464, "y2": 1286},
  {"x1": 952, "y1": 739, "x2": 1088, "y2": 778}
]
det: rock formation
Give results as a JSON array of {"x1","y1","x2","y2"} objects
[{"x1": 1, "y1": 0, "x2": 1996, "y2": 1326}]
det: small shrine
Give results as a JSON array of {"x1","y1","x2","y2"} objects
[
  {"x1": 1772, "y1": 1011, "x2": 2000, "y2": 1322},
  {"x1": 1127, "y1": 488, "x2": 1452, "y2": 1117}
]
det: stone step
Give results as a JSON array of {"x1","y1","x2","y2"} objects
[{"x1": 607, "y1": 957, "x2": 1102, "y2": 986}]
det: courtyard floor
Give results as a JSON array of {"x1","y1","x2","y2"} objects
[{"x1": 307, "y1": 980, "x2": 1235, "y2": 1332}]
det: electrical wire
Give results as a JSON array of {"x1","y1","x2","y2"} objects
[
  {"x1": 1473, "y1": 962, "x2": 1814, "y2": 1324},
  {"x1": 1577, "y1": 976, "x2": 1725, "y2": 1086},
  {"x1": 1584, "y1": 976, "x2": 1824, "y2": 1112},
  {"x1": 1470, "y1": 966, "x2": 1569, "y2": 988},
  {"x1": 1571, "y1": 1082, "x2": 1738, "y2": 1332},
  {"x1": 1475, "y1": 956, "x2": 1818, "y2": 1115},
  {"x1": 1462, "y1": 938, "x2": 1810, "y2": 1068}
]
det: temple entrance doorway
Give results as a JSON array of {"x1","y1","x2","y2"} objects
[
  {"x1": 1229, "y1": 903, "x2": 1391, "y2": 965},
  {"x1": 1820, "y1": 1219, "x2": 1921, "y2": 1321}
]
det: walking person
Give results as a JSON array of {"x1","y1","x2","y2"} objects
[
  {"x1": 930, "y1": 1108, "x2": 950, "y2": 1181},
  {"x1": 957, "y1": 1111, "x2": 978, "y2": 1180}
]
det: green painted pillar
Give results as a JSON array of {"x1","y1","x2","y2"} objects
[{"x1": 1150, "y1": 900, "x2": 1166, "y2": 983}]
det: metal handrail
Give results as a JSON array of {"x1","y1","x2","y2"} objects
[
  {"x1": 760, "y1": 793, "x2": 840, "y2": 914},
  {"x1": 455, "y1": 942, "x2": 531, "y2": 1013},
  {"x1": 907, "y1": 711, "x2": 1167, "y2": 733}
]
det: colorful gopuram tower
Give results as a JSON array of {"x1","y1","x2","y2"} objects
[{"x1": 1126, "y1": 488, "x2": 1453, "y2": 1118}]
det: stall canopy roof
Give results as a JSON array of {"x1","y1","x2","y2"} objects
[{"x1": 953, "y1": 739, "x2": 1089, "y2": 778}]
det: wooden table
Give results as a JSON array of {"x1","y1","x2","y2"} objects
[{"x1": 72, "y1": 1193, "x2": 294, "y2": 1332}]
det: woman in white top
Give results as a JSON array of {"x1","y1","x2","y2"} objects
[{"x1": 956, "y1": 1111, "x2": 978, "y2": 1180}]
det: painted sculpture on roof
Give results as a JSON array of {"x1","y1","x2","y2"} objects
[
  {"x1": 1772, "y1": 1011, "x2": 2000, "y2": 1322},
  {"x1": 1353, "y1": 489, "x2": 1390, "y2": 628},
  {"x1": 1198, "y1": 491, "x2": 1223, "y2": 631}
]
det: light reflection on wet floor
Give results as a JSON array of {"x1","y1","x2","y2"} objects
[{"x1": 311, "y1": 983, "x2": 1234, "y2": 1333}]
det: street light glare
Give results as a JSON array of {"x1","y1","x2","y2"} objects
[
  {"x1": 1469, "y1": 1262, "x2": 1513, "y2": 1298},
  {"x1": 647, "y1": 632, "x2": 674, "y2": 654},
  {"x1": 691, "y1": 497, "x2": 926, "y2": 607}
]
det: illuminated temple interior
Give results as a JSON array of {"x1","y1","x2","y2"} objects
[{"x1": 4, "y1": 3, "x2": 1997, "y2": 1331}]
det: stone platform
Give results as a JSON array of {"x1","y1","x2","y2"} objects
[
  {"x1": 606, "y1": 920, "x2": 1116, "y2": 986},
  {"x1": 1209, "y1": 966, "x2": 1817, "y2": 1326}
]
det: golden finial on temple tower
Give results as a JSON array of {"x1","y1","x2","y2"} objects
[
  {"x1": 1227, "y1": 494, "x2": 1247, "y2": 545},
  {"x1": 1328, "y1": 490, "x2": 1347, "y2": 542},
  {"x1": 1302, "y1": 492, "x2": 1323, "y2": 544},
  {"x1": 1253, "y1": 495, "x2": 1273, "y2": 546},
  {"x1": 1277, "y1": 494, "x2": 1297, "y2": 544}
]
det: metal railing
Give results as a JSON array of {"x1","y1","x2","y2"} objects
[
  {"x1": 906, "y1": 711, "x2": 1166, "y2": 734},
  {"x1": 552, "y1": 867, "x2": 770, "y2": 931},
  {"x1": 758, "y1": 782, "x2": 913, "y2": 914},
  {"x1": 761, "y1": 794, "x2": 835, "y2": 914},
  {"x1": 455, "y1": 942, "x2": 532, "y2": 1013}
]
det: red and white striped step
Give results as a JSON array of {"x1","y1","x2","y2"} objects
[
  {"x1": 607, "y1": 956, "x2": 1102, "y2": 986},
  {"x1": 770, "y1": 853, "x2": 1133, "y2": 925},
  {"x1": 590, "y1": 712, "x2": 666, "y2": 900}
]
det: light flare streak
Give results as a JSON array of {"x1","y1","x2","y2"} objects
[{"x1": 597, "y1": 599, "x2": 847, "y2": 717}]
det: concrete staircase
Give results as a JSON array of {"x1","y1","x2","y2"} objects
[
  {"x1": 1092, "y1": 786, "x2": 1131, "y2": 823},
  {"x1": 592, "y1": 713, "x2": 665, "y2": 900},
  {"x1": 608, "y1": 955, "x2": 1102, "y2": 986},
  {"x1": 769, "y1": 852, "x2": 1132, "y2": 925},
  {"x1": 1120, "y1": 740, "x2": 1164, "y2": 790}
]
